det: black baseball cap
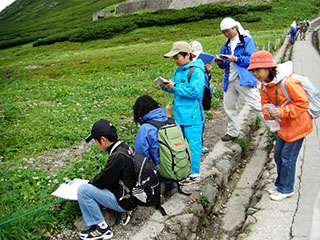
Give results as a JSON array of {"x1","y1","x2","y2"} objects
[{"x1": 85, "y1": 119, "x2": 117, "y2": 143}]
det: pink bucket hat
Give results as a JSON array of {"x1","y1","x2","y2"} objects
[{"x1": 247, "y1": 51, "x2": 277, "y2": 70}]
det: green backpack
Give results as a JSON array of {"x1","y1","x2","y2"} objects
[{"x1": 145, "y1": 118, "x2": 191, "y2": 181}]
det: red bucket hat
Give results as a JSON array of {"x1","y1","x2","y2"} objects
[{"x1": 247, "y1": 50, "x2": 277, "y2": 70}]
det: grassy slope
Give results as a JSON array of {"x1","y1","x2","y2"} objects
[
  {"x1": 0, "y1": 0, "x2": 318, "y2": 239},
  {"x1": 0, "y1": 0, "x2": 123, "y2": 41}
]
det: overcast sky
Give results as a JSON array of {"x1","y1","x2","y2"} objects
[{"x1": 0, "y1": 0, "x2": 15, "y2": 12}]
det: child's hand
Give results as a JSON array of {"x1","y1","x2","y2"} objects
[
  {"x1": 268, "y1": 108, "x2": 281, "y2": 120},
  {"x1": 166, "y1": 80, "x2": 175, "y2": 89},
  {"x1": 159, "y1": 83, "x2": 168, "y2": 89},
  {"x1": 214, "y1": 58, "x2": 223, "y2": 64},
  {"x1": 205, "y1": 64, "x2": 212, "y2": 73},
  {"x1": 160, "y1": 80, "x2": 174, "y2": 89},
  {"x1": 227, "y1": 55, "x2": 237, "y2": 62}
]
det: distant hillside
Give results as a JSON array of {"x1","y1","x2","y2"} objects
[
  {"x1": 0, "y1": 0, "x2": 272, "y2": 49},
  {"x1": 0, "y1": 0, "x2": 319, "y2": 49},
  {"x1": 0, "y1": 0, "x2": 123, "y2": 42}
]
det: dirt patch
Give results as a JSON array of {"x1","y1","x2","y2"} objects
[
  {"x1": 25, "y1": 65, "x2": 42, "y2": 69},
  {"x1": 202, "y1": 107, "x2": 227, "y2": 151}
]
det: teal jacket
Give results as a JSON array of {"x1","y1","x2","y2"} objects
[{"x1": 163, "y1": 59, "x2": 205, "y2": 126}]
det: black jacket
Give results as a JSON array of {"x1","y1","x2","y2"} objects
[{"x1": 89, "y1": 140, "x2": 137, "y2": 211}]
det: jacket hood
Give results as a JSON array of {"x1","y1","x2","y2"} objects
[
  {"x1": 139, "y1": 108, "x2": 167, "y2": 124},
  {"x1": 177, "y1": 59, "x2": 205, "y2": 72},
  {"x1": 263, "y1": 61, "x2": 293, "y2": 86}
]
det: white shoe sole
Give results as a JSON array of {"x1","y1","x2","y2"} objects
[
  {"x1": 103, "y1": 230, "x2": 113, "y2": 240},
  {"x1": 270, "y1": 192, "x2": 294, "y2": 201},
  {"x1": 80, "y1": 229, "x2": 113, "y2": 240},
  {"x1": 179, "y1": 179, "x2": 200, "y2": 186}
]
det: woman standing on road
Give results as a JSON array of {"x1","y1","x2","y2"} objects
[{"x1": 247, "y1": 51, "x2": 313, "y2": 201}]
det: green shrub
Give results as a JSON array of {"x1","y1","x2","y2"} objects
[
  {"x1": 247, "y1": 4, "x2": 273, "y2": 12},
  {"x1": 68, "y1": 20, "x2": 137, "y2": 42},
  {"x1": 33, "y1": 31, "x2": 73, "y2": 47},
  {"x1": 0, "y1": 36, "x2": 36, "y2": 49},
  {"x1": 234, "y1": 15, "x2": 262, "y2": 23},
  {"x1": 32, "y1": 4, "x2": 271, "y2": 46},
  {"x1": 198, "y1": 5, "x2": 248, "y2": 18}
]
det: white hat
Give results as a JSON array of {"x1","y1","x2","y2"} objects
[
  {"x1": 190, "y1": 40, "x2": 203, "y2": 56},
  {"x1": 220, "y1": 17, "x2": 252, "y2": 38},
  {"x1": 220, "y1": 17, "x2": 237, "y2": 31}
]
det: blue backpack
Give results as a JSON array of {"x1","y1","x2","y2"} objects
[{"x1": 280, "y1": 74, "x2": 320, "y2": 119}]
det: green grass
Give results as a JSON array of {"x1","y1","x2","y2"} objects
[
  {"x1": 0, "y1": 0, "x2": 123, "y2": 41},
  {"x1": 0, "y1": 0, "x2": 318, "y2": 239}
]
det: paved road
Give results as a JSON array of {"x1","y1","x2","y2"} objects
[{"x1": 246, "y1": 32, "x2": 320, "y2": 240}]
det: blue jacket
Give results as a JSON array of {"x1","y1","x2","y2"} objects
[
  {"x1": 217, "y1": 34, "x2": 257, "y2": 92},
  {"x1": 134, "y1": 108, "x2": 168, "y2": 165},
  {"x1": 290, "y1": 27, "x2": 297, "y2": 36},
  {"x1": 163, "y1": 59, "x2": 205, "y2": 126}
]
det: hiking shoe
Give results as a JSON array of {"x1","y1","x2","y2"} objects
[
  {"x1": 202, "y1": 146, "x2": 209, "y2": 153},
  {"x1": 79, "y1": 225, "x2": 113, "y2": 240},
  {"x1": 221, "y1": 134, "x2": 237, "y2": 142},
  {"x1": 270, "y1": 191, "x2": 294, "y2": 201},
  {"x1": 120, "y1": 208, "x2": 136, "y2": 226},
  {"x1": 179, "y1": 175, "x2": 200, "y2": 186}
]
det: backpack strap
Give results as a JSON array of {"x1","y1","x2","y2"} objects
[
  {"x1": 279, "y1": 78, "x2": 293, "y2": 107},
  {"x1": 187, "y1": 66, "x2": 204, "y2": 120},
  {"x1": 262, "y1": 85, "x2": 276, "y2": 106},
  {"x1": 114, "y1": 145, "x2": 134, "y2": 158},
  {"x1": 144, "y1": 118, "x2": 175, "y2": 165},
  {"x1": 145, "y1": 118, "x2": 175, "y2": 129},
  {"x1": 239, "y1": 34, "x2": 246, "y2": 51},
  {"x1": 262, "y1": 81, "x2": 291, "y2": 108},
  {"x1": 145, "y1": 137, "x2": 158, "y2": 166},
  {"x1": 187, "y1": 66, "x2": 196, "y2": 83}
]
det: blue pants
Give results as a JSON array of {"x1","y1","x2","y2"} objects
[
  {"x1": 181, "y1": 123, "x2": 203, "y2": 175},
  {"x1": 77, "y1": 183, "x2": 126, "y2": 227},
  {"x1": 291, "y1": 34, "x2": 295, "y2": 44},
  {"x1": 274, "y1": 136, "x2": 304, "y2": 194}
]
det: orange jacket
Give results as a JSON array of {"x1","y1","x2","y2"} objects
[{"x1": 261, "y1": 77, "x2": 313, "y2": 142}]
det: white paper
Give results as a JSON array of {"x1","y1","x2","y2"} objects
[{"x1": 51, "y1": 178, "x2": 89, "y2": 200}]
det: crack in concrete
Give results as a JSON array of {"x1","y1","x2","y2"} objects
[{"x1": 290, "y1": 138, "x2": 306, "y2": 239}]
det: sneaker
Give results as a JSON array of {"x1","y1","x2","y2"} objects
[
  {"x1": 179, "y1": 175, "x2": 200, "y2": 186},
  {"x1": 221, "y1": 134, "x2": 237, "y2": 142},
  {"x1": 79, "y1": 225, "x2": 113, "y2": 240},
  {"x1": 202, "y1": 146, "x2": 209, "y2": 153},
  {"x1": 268, "y1": 186, "x2": 277, "y2": 195},
  {"x1": 120, "y1": 208, "x2": 136, "y2": 226},
  {"x1": 270, "y1": 191, "x2": 294, "y2": 201}
]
